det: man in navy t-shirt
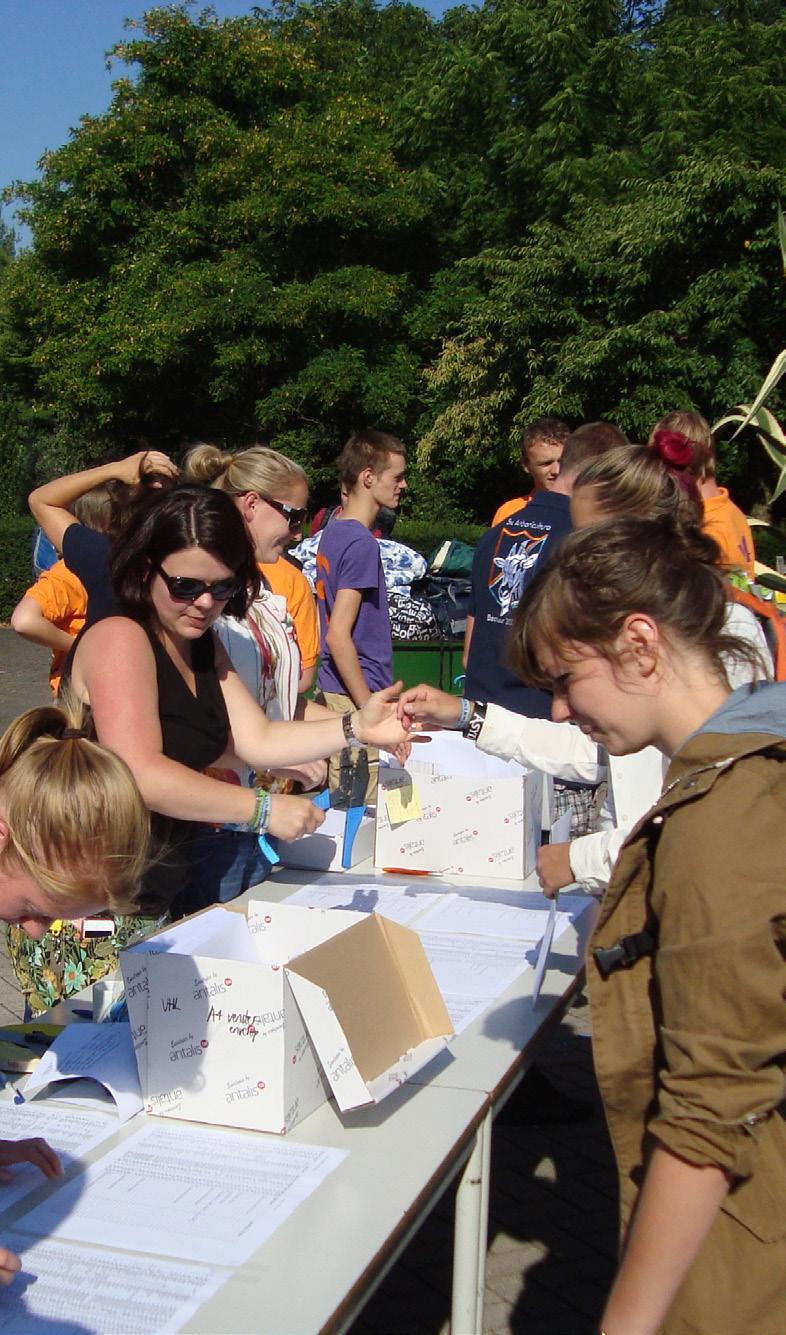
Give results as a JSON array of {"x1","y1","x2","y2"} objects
[
  {"x1": 464, "y1": 489, "x2": 572, "y2": 715},
  {"x1": 464, "y1": 421, "x2": 628, "y2": 716}
]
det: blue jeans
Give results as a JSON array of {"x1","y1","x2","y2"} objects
[{"x1": 174, "y1": 828, "x2": 274, "y2": 918}]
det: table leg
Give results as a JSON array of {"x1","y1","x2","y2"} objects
[{"x1": 451, "y1": 1108, "x2": 492, "y2": 1333}]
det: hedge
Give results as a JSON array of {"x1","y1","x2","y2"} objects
[
  {"x1": 0, "y1": 518, "x2": 35, "y2": 623},
  {"x1": 391, "y1": 520, "x2": 484, "y2": 560}
]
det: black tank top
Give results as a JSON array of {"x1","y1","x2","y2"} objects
[
  {"x1": 142, "y1": 629, "x2": 230, "y2": 912},
  {"x1": 152, "y1": 630, "x2": 228, "y2": 772}
]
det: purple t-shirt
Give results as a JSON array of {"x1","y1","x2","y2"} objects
[{"x1": 316, "y1": 519, "x2": 393, "y2": 695}]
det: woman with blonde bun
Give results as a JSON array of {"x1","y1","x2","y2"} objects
[
  {"x1": 183, "y1": 442, "x2": 313, "y2": 717},
  {"x1": 0, "y1": 698, "x2": 149, "y2": 1285}
]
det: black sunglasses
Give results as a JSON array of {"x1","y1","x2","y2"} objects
[
  {"x1": 155, "y1": 566, "x2": 241, "y2": 603},
  {"x1": 259, "y1": 493, "x2": 308, "y2": 532}
]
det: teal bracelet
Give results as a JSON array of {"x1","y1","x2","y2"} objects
[{"x1": 246, "y1": 787, "x2": 272, "y2": 834}]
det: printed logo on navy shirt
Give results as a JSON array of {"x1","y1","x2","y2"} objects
[{"x1": 489, "y1": 527, "x2": 549, "y2": 616}]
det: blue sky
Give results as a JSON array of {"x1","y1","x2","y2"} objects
[{"x1": 2, "y1": 0, "x2": 457, "y2": 244}]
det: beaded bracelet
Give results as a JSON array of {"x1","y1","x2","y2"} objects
[{"x1": 246, "y1": 786, "x2": 272, "y2": 834}]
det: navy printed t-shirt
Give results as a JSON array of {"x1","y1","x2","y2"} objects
[{"x1": 464, "y1": 491, "x2": 572, "y2": 716}]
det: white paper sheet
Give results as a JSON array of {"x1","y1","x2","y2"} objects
[
  {"x1": 532, "y1": 896, "x2": 558, "y2": 1007},
  {"x1": 0, "y1": 1235, "x2": 228, "y2": 1334},
  {"x1": 281, "y1": 880, "x2": 443, "y2": 924},
  {"x1": 439, "y1": 994, "x2": 495, "y2": 1035},
  {"x1": 0, "y1": 1103, "x2": 118, "y2": 1211},
  {"x1": 413, "y1": 893, "x2": 571, "y2": 942},
  {"x1": 16, "y1": 1122, "x2": 347, "y2": 1267},
  {"x1": 127, "y1": 905, "x2": 260, "y2": 966},
  {"x1": 418, "y1": 931, "x2": 534, "y2": 1001},
  {"x1": 20, "y1": 1025, "x2": 142, "y2": 1122}
]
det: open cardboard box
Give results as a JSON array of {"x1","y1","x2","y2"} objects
[
  {"x1": 119, "y1": 901, "x2": 452, "y2": 1135},
  {"x1": 376, "y1": 731, "x2": 543, "y2": 879}
]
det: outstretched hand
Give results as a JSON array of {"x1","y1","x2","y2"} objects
[
  {"x1": 358, "y1": 683, "x2": 431, "y2": 753},
  {"x1": 397, "y1": 684, "x2": 463, "y2": 730}
]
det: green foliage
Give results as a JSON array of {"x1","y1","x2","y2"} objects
[
  {"x1": 0, "y1": 517, "x2": 34, "y2": 623},
  {"x1": 412, "y1": 1, "x2": 786, "y2": 505},
  {"x1": 0, "y1": 0, "x2": 784, "y2": 521},
  {"x1": 0, "y1": 2, "x2": 440, "y2": 470},
  {"x1": 394, "y1": 517, "x2": 484, "y2": 558}
]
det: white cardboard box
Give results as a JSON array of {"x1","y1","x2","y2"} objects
[
  {"x1": 276, "y1": 805, "x2": 375, "y2": 872},
  {"x1": 375, "y1": 732, "x2": 543, "y2": 879},
  {"x1": 119, "y1": 902, "x2": 452, "y2": 1135}
]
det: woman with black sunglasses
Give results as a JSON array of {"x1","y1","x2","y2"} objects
[{"x1": 62, "y1": 483, "x2": 407, "y2": 918}]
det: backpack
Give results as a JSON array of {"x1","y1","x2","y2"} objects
[
  {"x1": 427, "y1": 539, "x2": 475, "y2": 579},
  {"x1": 728, "y1": 584, "x2": 786, "y2": 682}
]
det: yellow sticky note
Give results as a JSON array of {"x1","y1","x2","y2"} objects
[{"x1": 384, "y1": 781, "x2": 423, "y2": 824}]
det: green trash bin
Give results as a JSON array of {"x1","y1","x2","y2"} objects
[{"x1": 392, "y1": 640, "x2": 464, "y2": 694}]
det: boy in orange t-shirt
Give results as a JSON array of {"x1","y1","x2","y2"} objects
[
  {"x1": 11, "y1": 561, "x2": 88, "y2": 694},
  {"x1": 491, "y1": 417, "x2": 569, "y2": 526}
]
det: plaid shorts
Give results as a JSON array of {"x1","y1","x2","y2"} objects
[{"x1": 552, "y1": 780, "x2": 607, "y2": 838}]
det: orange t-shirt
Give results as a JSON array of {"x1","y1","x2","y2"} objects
[
  {"x1": 259, "y1": 558, "x2": 319, "y2": 669},
  {"x1": 702, "y1": 489, "x2": 756, "y2": 579},
  {"x1": 23, "y1": 560, "x2": 87, "y2": 693},
  {"x1": 491, "y1": 495, "x2": 532, "y2": 527}
]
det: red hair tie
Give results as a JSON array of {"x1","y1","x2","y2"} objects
[{"x1": 652, "y1": 429, "x2": 695, "y2": 470}]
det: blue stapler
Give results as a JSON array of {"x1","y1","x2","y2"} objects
[{"x1": 312, "y1": 748, "x2": 370, "y2": 869}]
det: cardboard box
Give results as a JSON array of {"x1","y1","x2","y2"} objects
[
  {"x1": 375, "y1": 732, "x2": 543, "y2": 879},
  {"x1": 119, "y1": 902, "x2": 452, "y2": 1135},
  {"x1": 276, "y1": 805, "x2": 375, "y2": 872}
]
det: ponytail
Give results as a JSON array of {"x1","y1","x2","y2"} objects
[{"x1": 0, "y1": 695, "x2": 149, "y2": 912}]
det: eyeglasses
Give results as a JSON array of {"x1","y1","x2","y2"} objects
[
  {"x1": 259, "y1": 494, "x2": 308, "y2": 532},
  {"x1": 155, "y1": 566, "x2": 241, "y2": 603}
]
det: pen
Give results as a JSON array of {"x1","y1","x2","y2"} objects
[{"x1": 380, "y1": 867, "x2": 434, "y2": 876}]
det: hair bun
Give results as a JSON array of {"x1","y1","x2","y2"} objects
[
  {"x1": 181, "y1": 443, "x2": 229, "y2": 484},
  {"x1": 652, "y1": 429, "x2": 695, "y2": 470}
]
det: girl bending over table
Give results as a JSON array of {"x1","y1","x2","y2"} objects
[{"x1": 0, "y1": 698, "x2": 149, "y2": 1283}]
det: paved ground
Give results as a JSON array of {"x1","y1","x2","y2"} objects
[{"x1": 0, "y1": 626, "x2": 619, "y2": 1334}]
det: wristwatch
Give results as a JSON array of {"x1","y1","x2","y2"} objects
[
  {"x1": 342, "y1": 710, "x2": 364, "y2": 749},
  {"x1": 462, "y1": 700, "x2": 488, "y2": 742}
]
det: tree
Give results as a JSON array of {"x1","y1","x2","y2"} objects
[
  {"x1": 409, "y1": 0, "x2": 786, "y2": 513},
  {"x1": 1, "y1": 0, "x2": 784, "y2": 520},
  {"x1": 0, "y1": 2, "x2": 441, "y2": 493}
]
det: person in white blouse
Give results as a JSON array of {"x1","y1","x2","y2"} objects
[{"x1": 399, "y1": 442, "x2": 771, "y2": 896}]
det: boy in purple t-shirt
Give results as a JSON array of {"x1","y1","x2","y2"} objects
[{"x1": 315, "y1": 430, "x2": 407, "y2": 797}]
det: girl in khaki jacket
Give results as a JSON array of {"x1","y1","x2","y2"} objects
[{"x1": 512, "y1": 516, "x2": 786, "y2": 1335}]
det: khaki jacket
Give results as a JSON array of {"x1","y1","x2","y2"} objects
[{"x1": 588, "y1": 728, "x2": 786, "y2": 1335}]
